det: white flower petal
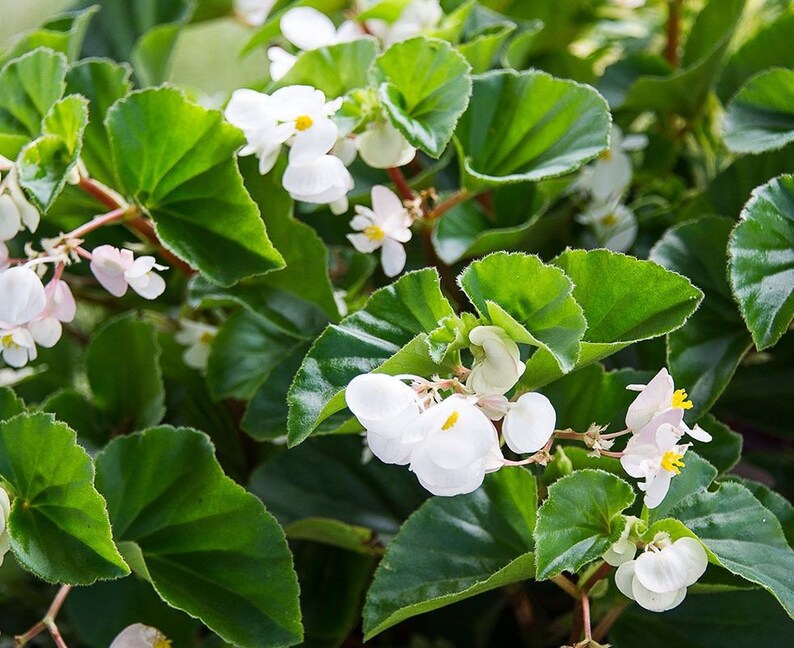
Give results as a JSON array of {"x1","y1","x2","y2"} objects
[
  {"x1": 345, "y1": 373, "x2": 422, "y2": 437},
  {"x1": 357, "y1": 121, "x2": 416, "y2": 169},
  {"x1": 502, "y1": 392, "x2": 556, "y2": 454},
  {"x1": 625, "y1": 368, "x2": 674, "y2": 432},
  {"x1": 380, "y1": 237, "x2": 406, "y2": 277},
  {"x1": 28, "y1": 317, "x2": 62, "y2": 348},
  {"x1": 366, "y1": 428, "x2": 416, "y2": 465},
  {"x1": 109, "y1": 622, "x2": 170, "y2": 648},
  {"x1": 0, "y1": 266, "x2": 47, "y2": 325},
  {"x1": 371, "y1": 184, "x2": 405, "y2": 220},
  {"x1": 615, "y1": 560, "x2": 637, "y2": 600},
  {"x1": 289, "y1": 117, "x2": 339, "y2": 165},
  {"x1": 672, "y1": 537, "x2": 708, "y2": 586},
  {"x1": 632, "y1": 579, "x2": 687, "y2": 612},
  {"x1": 267, "y1": 46, "x2": 296, "y2": 81},
  {"x1": 347, "y1": 232, "x2": 382, "y2": 254},
  {"x1": 0, "y1": 194, "x2": 21, "y2": 240},
  {"x1": 280, "y1": 7, "x2": 338, "y2": 51},
  {"x1": 643, "y1": 468, "x2": 673, "y2": 509},
  {"x1": 282, "y1": 155, "x2": 353, "y2": 205}
]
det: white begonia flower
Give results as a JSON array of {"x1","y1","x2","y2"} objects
[
  {"x1": 27, "y1": 278, "x2": 76, "y2": 349},
  {"x1": 501, "y1": 392, "x2": 557, "y2": 454},
  {"x1": 346, "y1": 373, "x2": 425, "y2": 465},
  {"x1": 175, "y1": 320, "x2": 218, "y2": 371},
  {"x1": 0, "y1": 486, "x2": 10, "y2": 566},
  {"x1": 280, "y1": 7, "x2": 360, "y2": 51},
  {"x1": 0, "y1": 167, "x2": 39, "y2": 234},
  {"x1": 356, "y1": 120, "x2": 416, "y2": 169},
  {"x1": 615, "y1": 534, "x2": 707, "y2": 612},
  {"x1": 0, "y1": 243, "x2": 9, "y2": 270},
  {"x1": 347, "y1": 185, "x2": 413, "y2": 277},
  {"x1": 368, "y1": 0, "x2": 443, "y2": 47},
  {"x1": 626, "y1": 368, "x2": 712, "y2": 442},
  {"x1": 282, "y1": 154, "x2": 354, "y2": 207},
  {"x1": 224, "y1": 89, "x2": 294, "y2": 175},
  {"x1": 109, "y1": 623, "x2": 172, "y2": 648},
  {"x1": 0, "y1": 266, "x2": 47, "y2": 326},
  {"x1": 90, "y1": 245, "x2": 167, "y2": 300},
  {"x1": 409, "y1": 395, "x2": 502, "y2": 496},
  {"x1": 621, "y1": 416, "x2": 691, "y2": 509},
  {"x1": 234, "y1": 0, "x2": 276, "y2": 27},
  {"x1": 466, "y1": 326, "x2": 525, "y2": 396},
  {"x1": 603, "y1": 516, "x2": 640, "y2": 567},
  {"x1": 577, "y1": 199, "x2": 638, "y2": 252},
  {"x1": 576, "y1": 125, "x2": 647, "y2": 203},
  {"x1": 267, "y1": 46, "x2": 297, "y2": 82},
  {"x1": 0, "y1": 326, "x2": 38, "y2": 367}
]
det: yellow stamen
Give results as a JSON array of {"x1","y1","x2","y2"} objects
[
  {"x1": 599, "y1": 148, "x2": 612, "y2": 160},
  {"x1": 671, "y1": 388, "x2": 693, "y2": 410},
  {"x1": 153, "y1": 638, "x2": 172, "y2": 648},
  {"x1": 295, "y1": 115, "x2": 313, "y2": 131},
  {"x1": 364, "y1": 225, "x2": 385, "y2": 242},
  {"x1": 199, "y1": 331, "x2": 215, "y2": 344},
  {"x1": 441, "y1": 410, "x2": 459, "y2": 430},
  {"x1": 601, "y1": 213, "x2": 618, "y2": 226},
  {"x1": 1, "y1": 334, "x2": 18, "y2": 350},
  {"x1": 661, "y1": 451, "x2": 685, "y2": 475}
]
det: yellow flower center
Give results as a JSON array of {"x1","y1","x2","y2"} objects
[
  {"x1": 1, "y1": 334, "x2": 18, "y2": 350},
  {"x1": 671, "y1": 388, "x2": 693, "y2": 410},
  {"x1": 441, "y1": 410, "x2": 459, "y2": 430},
  {"x1": 601, "y1": 212, "x2": 619, "y2": 226},
  {"x1": 153, "y1": 638, "x2": 172, "y2": 648},
  {"x1": 364, "y1": 225, "x2": 385, "y2": 242},
  {"x1": 599, "y1": 148, "x2": 612, "y2": 160},
  {"x1": 199, "y1": 331, "x2": 215, "y2": 344},
  {"x1": 661, "y1": 450, "x2": 685, "y2": 475},
  {"x1": 295, "y1": 115, "x2": 314, "y2": 131}
]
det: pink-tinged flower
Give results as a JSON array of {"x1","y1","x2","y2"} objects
[
  {"x1": 90, "y1": 245, "x2": 167, "y2": 300},
  {"x1": 28, "y1": 279, "x2": 76, "y2": 349}
]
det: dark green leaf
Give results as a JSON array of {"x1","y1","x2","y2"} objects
[
  {"x1": 453, "y1": 69, "x2": 609, "y2": 190},
  {"x1": 105, "y1": 87, "x2": 285, "y2": 285},
  {"x1": 691, "y1": 415, "x2": 742, "y2": 475},
  {"x1": 85, "y1": 315, "x2": 165, "y2": 433},
  {"x1": 363, "y1": 468, "x2": 537, "y2": 638},
  {"x1": 0, "y1": 412, "x2": 128, "y2": 584},
  {"x1": 651, "y1": 217, "x2": 752, "y2": 419},
  {"x1": 728, "y1": 174, "x2": 794, "y2": 350},
  {"x1": 0, "y1": 387, "x2": 25, "y2": 420},
  {"x1": 534, "y1": 469, "x2": 634, "y2": 580},
  {"x1": 374, "y1": 36, "x2": 472, "y2": 157},
  {"x1": 95, "y1": 426, "x2": 303, "y2": 647}
]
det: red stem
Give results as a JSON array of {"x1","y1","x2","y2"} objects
[
  {"x1": 78, "y1": 176, "x2": 121, "y2": 211},
  {"x1": 16, "y1": 584, "x2": 72, "y2": 647},
  {"x1": 387, "y1": 167, "x2": 415, "y2": 201},
  {"x1": 67, "y1": 206, "x2": 129, "y2": 240},
  {"x1": 664, "y1": 0, "x2": 682, "y2": 68},
  {"x1": 581, "y1": 592, "x2": 592, "y2": 641},
  {"x1": 427, "y1": 189, "x2": 470, "y2": 220}
]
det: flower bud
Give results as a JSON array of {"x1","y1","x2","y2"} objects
[
  {"x1": 501, "y1": 392, "x2": 556, "y2": 454},
  {"x1": 466, "y1": 326, "x2": 525, "y2": 396}
]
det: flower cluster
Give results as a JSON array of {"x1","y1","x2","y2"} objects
[
  {"x1": 620, "y1": 368, "x2": 711, "y2": 508},
  {"x1": 346, "y1": 325, "x2": 557, "y2": 496},
  {"x1": 574, "y1": 125, "x2": 647, "y2": 251},
  {"x1": 225, "y1": 85, "x2": 354, "y2": 213}
]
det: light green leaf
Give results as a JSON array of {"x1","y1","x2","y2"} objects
[
  {"x1": 373, "y1": 36, "x2": 472, "y2": 157},
  {"x1": 522, "y1": 249, "x2": 703, "y2": 389},
  {"x1": 95, "y1": 426, "x2": 303, "y2": 647},
  {"x1": 18, "y1": 94, "x2": 88, "y2": 211},
  {"x1": 0, "y1": 412, "x2": 128, "y2": 584},
  {"x1": 0, "y1": 6, "x2": 99, "y2": 64},
  {"x1": 363, "y1": 469, "x2": 537, "y2": 639},
  {"x1": 459, "y1": 22, "x2": 517, "y2": 74},
  {"x1": 728, "y1": 174, "x2": 794, "y2": 350},
  {"x1": 105, "y1": 87, "x2": 285, "y2": 286},
  {"x1": 65, "y1": 57, "x2": 133, "y2": 186},
  {"x1": 619, "y1": 0, "x2": 745, "y2": 118},
  {"x1": 272, "y1": 38, "x2": 378, "y2": 98},
  {"x1": 0, "y1": 47, "x2": 67, "y2": 159},
  {"x1": 0, "y1": 386, "x2": 25, "y2": 420},
  {"x1": 85, "y1": 315, "x2": 165, "y2": 433},
  {"x1": 724, "y1": 68, "x2": 794, "y2": 154},
  {"x1": 651, "y1": 217, "x2": 752, "y2": 419},
  {"x1": 207, "y1": 309, "x2": 304, "y2": 401},
  {"x1": 458, "y1": 252, "x2": 586, "y2": 373},
  {"x1": 250, "y1": 436, "x2": 427, "y2": 544},
  {"x1": 671, "y1": 481, "x2": 794, "y2": 618},
  {"x1": 453, "y1": 69, "x2": 610, "y2": 190},
  {"x1": 287, "y1": 268, "x2": 454, "y2": 446},
  {"x1": 534, "y1": 469, "x2": 635, "y2": 580}
]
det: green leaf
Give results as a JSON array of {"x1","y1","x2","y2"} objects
[
  {"x1": 458, "y1": 252, "x2": 586, "y2": 373},
  {"x1": 207, "y1": 309, "x2": 304, "y2": 401},
  {"x1": 1, "y1": 6, "x2": 99, "y2": 64},
  {"x1": 287, "y1": 268, "x2": 454, "y2": 446},
  {"x1": 250, "y1": 436, "x2": 427, "y2": 544},
  {"x1": 535, "y1": 469, "x2": 634, "y2": 580},
  {"x1": 717, "y1": 12, "x2": 794, "y2": 102},
  {"x1": 618, "y1": 0, "x2": 745, "y2": 118},
  {"x1": 0, "y1": 386, "x2": 25, "y2": 420},
  {"x1": 612, "y1": 590, "x2": 794, "y2": 648},
  {"x1": 95, "y1": 426, "x2": 303, "y2": 647},
  {"x1": 459, "y1": 22, "x2": 517, "y2": 74},
  {"x1": 0, "y1": 47, "x2": 67, "y2": 159},
  {"x1": 453, "y1": 69, "x2": 610, "y2": 190},
  {"x1": 691, "y1": 415, "x2": 742, "y2": 476},
  {"x1": 373, "y1": 36, "x2": 472, "y2": 157},
  {"x1": 65, "y1": 58, "x2": 133, "y2": 186},
  {"x1": 272, "y1": 38, "x2": 378, "y2": 98},
  {"x1": 724, "y1": 68, "x2": 794, "y2": 154},
  {"x1": 17, "y1": 94, "x2": 88, "y2": 211},
  {"x1": 522, "y1": 249, "x2": 703, "y2": 389},
  {"x1": 724, "y1": 477, "x2": 794, "y2": 546},
  {"x1": 284, "y1": 518, "x2": 377, "y2": 555},
  {"x1": 85, "y1": 315, "x2": 165, "y2": 433},
  {"x1": 105, "y1": 87, "x2": 285, "y2": 286},
  {"x1": 240, "y1": 155, "x2": 339, "y2": 320},
  {"x1": 650, "y1": 217, "x2": 752, "y2": 419},
  {"x1": 363, "y1": 468, "x2": 538, "y2": 638},
  {"x1": 0, "y1": 412, "x2": 129, "y2": 584},
  {"x1": 670, "y1": 481, "x2": 794, "y2": 618},
  {"x1": 728, "y1": 174, "x2": 794, "y2": 350},
  {"x1": 40, "y1": 389, "x2": 104, "y2": 448}
]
